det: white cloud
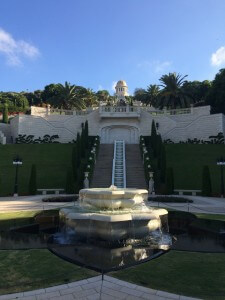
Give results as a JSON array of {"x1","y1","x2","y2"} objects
[
  {"x1": 137, "y1": 60, "x2": 172, "y2": 73},
  {"x1": 211, "y1": 46, "x2": 225, "y2": 66},
  {"x1": 111, "y1": 81, "x2": 117, "y2": 91},
  {"x1": 0, "y1": 27, "x2": 40, "y2": 66}
]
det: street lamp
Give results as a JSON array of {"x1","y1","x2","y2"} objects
[
  {"x1": 217, "y1": 157, "x2": 225, "y2": 197},
  {"x1": 13, "y1": 156, "x2": 22, "y2": 197}
]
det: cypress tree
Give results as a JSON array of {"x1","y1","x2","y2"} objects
[
  {"x1": 202, "y1": 165, "x2": 212, "y2": 196},
  {"x1": 159, "y1": 145, "x2": 167, "y2": 183},
  {"x1": 84, "y1": 121, "x2": 89, "y2": 148},
  {"x1": 151, "y1": 120, "x2": 157, "y2": 156},
  {"x1": 76, "y1": 132, "x2": 81, "y2": 165},
  {"x1": 80, "y1": 123, "x2": 86, "y2": 158},
  {"x1": 165, "y1": 167, "x2": 174, "y2": 195},
  {"x1": 156, "y1": 134, "x2": 163, "y2": 167},
  {"x1": 65, "y1": 168, "x2": 74, "y2": 194},
  {"x1": 29, "y1": 164, "x2": 37, "y2": 195},
  {"x1": 72, "y1": 146, "x2": 78, "y2": 182},
  {"x1": 3, "y1": 103, "x2": 8, "y2": 124}
]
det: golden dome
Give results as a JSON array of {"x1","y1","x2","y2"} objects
[{"x1": 116, "y1": 80, "x2": 127, "y2": 87}]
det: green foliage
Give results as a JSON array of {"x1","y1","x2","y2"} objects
[
  {"x1": 156, "y1": 73, "x2": 192, "y2": 109},
  {"x1": 65, "y1": 168, "x2": 74, "y2": 194},
  {"x1": 151, "y1": 120, "x2": 157, "y2": 156},
  {"x1": 72, "y1": 146, "x2": 78, "y2": 180},
  {"x1": 182, "y1": 80, "x2": 211, "y2": 105},
  {"x1": 2, "y1": 103, "x2": 8, "y2": 124},
  {"x1": 159, "y1": 145, "x2": 167, "y2": 183},
  {"x1": 206, "y1": 68, "x2": 225, "y2": 114},
  {"x1": 202, "y1": 165, "x2": 212, "y2": 196},
  {"x1": 165, "y1": 167, "x2": 174, "y2": 195},
  {"x1": 16, "y1": 134, "x2": 59, "y2": 144},
  {"x1": 29, "y1": 164, "x2": 37, "y2": 195}
]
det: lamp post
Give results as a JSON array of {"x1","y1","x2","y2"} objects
[
  {"x1": 217, "y1": 157, "x2": 225, "y2": 197},
  {"x1": 13, "y1": 156, "x2": 22, "y2": 197}
]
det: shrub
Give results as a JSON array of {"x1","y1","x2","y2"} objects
[
  {"x1": 29, "y1": 164, "x2": 37, "y2": 195},
  {"x1": 202, "y1": 165, "x2": 212, "y2": 196},
  {"x1": 2, "y1": 104, "x2": 8, "y2": 124},
  {"x1": 165, "y1": 167, "x2": 174, "y2": 195},
  {"x1": 65, "y1": 168, "x2": 74, "y2": 194}
]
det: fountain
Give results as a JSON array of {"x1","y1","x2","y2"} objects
[{"x1": 48, "y1": 186, "x2": 172, "y2": 272}]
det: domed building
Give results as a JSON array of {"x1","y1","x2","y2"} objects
[{"x1": 115, "y1": 80, "x2": 128, "y2": 104}]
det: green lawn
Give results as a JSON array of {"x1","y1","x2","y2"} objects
[
  {"x1": 0, "y1": 249, "x2": 224, "y2": 299},
  {"x1": 166, "y1": 144, "x2": 225, "y2": 195},
  {"x1": 112, "y1": 251, "x2": 225, "y2": 300},
  {"x1": 0, "y1": 249, "x2": 97, "y2": 295},
  {"x1": 0, "y1": 144, "x2": 74, "y2": 196}
]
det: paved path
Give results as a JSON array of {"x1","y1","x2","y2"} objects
[
  {"x1": 0, "y1": 275, "x2": 200, "y2": 300},
  {"x1": 0, "y1": 195, "x2": 77, "y2": 212},
  {"x1": 149, "y1": 195, "x2": 225, "y2": 214},
  {"x1": 0, "y1": 194, "x2": 225, "y2": 215}
]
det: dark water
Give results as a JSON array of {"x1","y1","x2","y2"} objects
[{"x1": 1, "y1": 211, "x2": 225, "y2": 273}]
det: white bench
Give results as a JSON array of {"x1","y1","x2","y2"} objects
[
  {"x1": 174, "y1": 189, "x2": 201, "y2": 196},
  {"x1": 37, "y1": 188, "x2": 65, "y2": 195}
]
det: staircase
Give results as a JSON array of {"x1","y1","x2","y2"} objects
[
  {"x1": 91, "y1": 143, "x2": 147, "y2": 189},
  {"x1": 90, "y1": 144, "x2": 114, "y2": 188},
  {"x1": 126, "y1": 144, "x2": 147, "y2": 189},
  {"x1": 112, "y1": 141, "x2": 126, "y2": 188}
]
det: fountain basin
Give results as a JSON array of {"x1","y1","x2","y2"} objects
[
  {"x1": 60, "y1": 208, "x2": 168, "y2": 241},
  {"x1": 79, "y1": 186, "x2": 148, "y2": 209}
]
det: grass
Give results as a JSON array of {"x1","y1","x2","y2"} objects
[
  {"x1": 112, "y1": 251, "x2": 225, "y2": 300},
  {"x1": 195, "y1": 213, "x2": 225, "y2": 221},
  {"x1": 0, "y1": 209, "x2": 59, "y2": 230},
  {"x1": 166, "y1": 144, "x2": 225, "y2": 195},
  {"x1": 0, "y1": 144, "x2": 74, "y2": 196},
  {"x1": 0, "y1": 249, "x2": 97, "y2": 295}
]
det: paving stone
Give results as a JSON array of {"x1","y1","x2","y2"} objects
[
  {"x1": 15, "y1": 296, "x2": 36, "y2": 300},
  {"x1": 53, "y1": 295, "x2": 75, "y2": 300},
  {"x1": 45, "y1": 284, "x2": 68, "y2": 292},
  {"x1": 73, "y1": 288, "x2": 97, "y2": 298},
  {"x1": 86, "y1": 293, "x2": 101, "y2": 300},
  {"x1": 141, "y1": 294, "x2": 166, "y2": 300},
  {"x1": 0, "y1": 293, "x2": 24, "y2": 300},
  {"x1": 87, "y1": 276, "x2": 102, "y2": 283},
  {"x1": 23, "y1": 289, "x2": 45, "y2": 296},
  {"x1": 81, "y1": 282, "x2": 102, "y2": 290},
  {"x1": 136, "y1": 285, "x2": 157, "y2": 295},
  {"x1": 156, "y1": 291, "x2": 179, "y2": 299},
  {"x1": 120, "y1": 286, "x2": 143, "y2": 297},
  {"x1": 60, "y1": 286, "x2": 82, "y2": 295},
  {"x1": 100, "y1": 287, "x2": 127, "y2": 299},
  {"x1": 36, "y1": 290, "x2": 61, "y2": 299},
  {"x1": 100, "y1": 294, "x2": 117, "y2": 300},
  {"x1": 102, "y1": 281, "x2": 123, "y2": 291},
  {"x1": 68, "y1": 280, "x2": 89, "y2": 288}
]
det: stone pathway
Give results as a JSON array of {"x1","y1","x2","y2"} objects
[{"x1": 0, "y1": 275, "x2": 200, "y2": 300}]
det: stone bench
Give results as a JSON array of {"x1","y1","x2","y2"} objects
[
  {"x1": 174, "y1": 189, "x2": 201, "y2": 196},
  {"x1": 37, "y1": 188, "x2": 65, "y2": 195}
]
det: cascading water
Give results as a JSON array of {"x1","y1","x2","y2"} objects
[{"x1": 48, "y1": 186, "x2": 173, "y2": 273}]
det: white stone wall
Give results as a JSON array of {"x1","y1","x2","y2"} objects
[
  {"x1": 7, "y1": 105, "x2": 225, "y2": 144},
  {"x1": 0, "y1": 123, "x2": 11, "y2": 142}
]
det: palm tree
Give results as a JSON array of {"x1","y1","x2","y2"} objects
[
  {"x1": 56, "y1": 82, "x2": 86, "y2": 110},
  {"x1": 156, "y1": 73, "x2": 192, "y2": 109},
  {"x1": 146, "y1": 85, "x2": 160, "y2": 107}
]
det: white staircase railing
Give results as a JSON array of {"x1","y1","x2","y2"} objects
[{"x1": 112, "y1": 140, "x2": 126, "y2": 188}]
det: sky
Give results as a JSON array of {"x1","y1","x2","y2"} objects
[{"x1": 0, "y1": 0, "x2": 225, "y2": 95}]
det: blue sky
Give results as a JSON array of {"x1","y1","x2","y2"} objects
[{"x1": 0, "y1": 0, "x2": 225, "y2": 94}]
